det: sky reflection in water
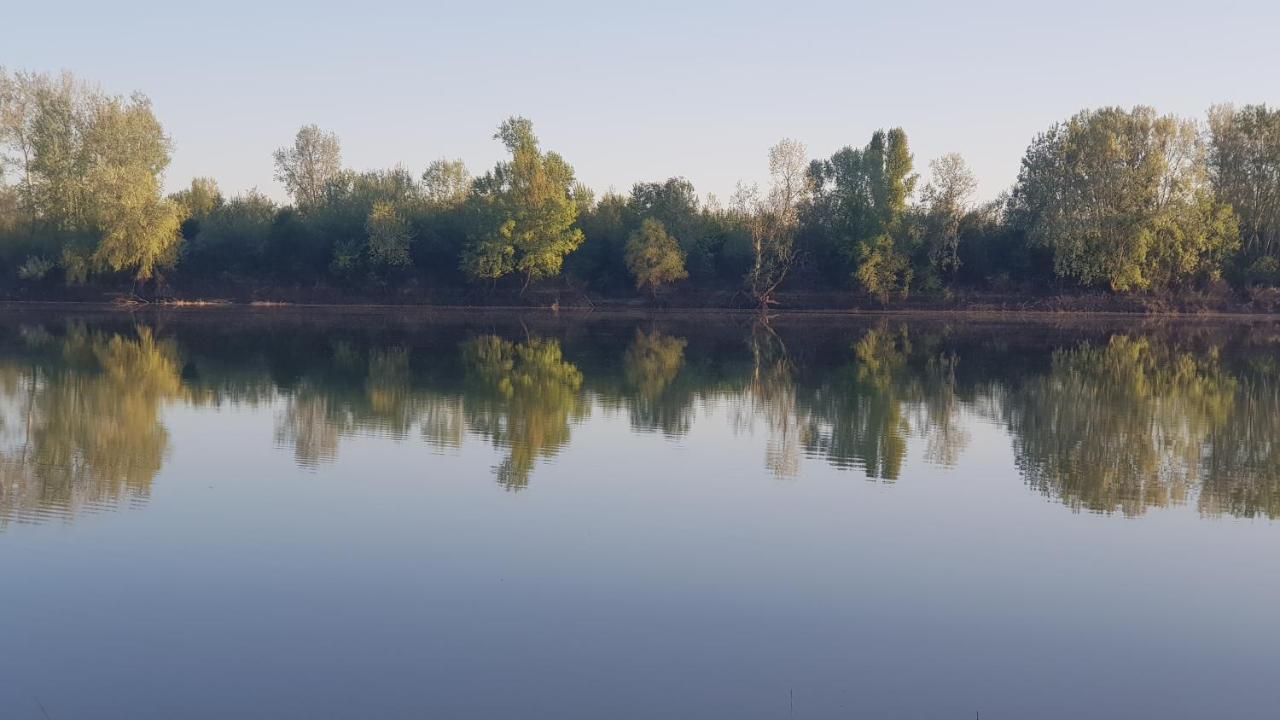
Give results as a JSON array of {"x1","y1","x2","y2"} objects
[{"x1": 1, "y1": 310, "x2": 1278, "y2": 719}]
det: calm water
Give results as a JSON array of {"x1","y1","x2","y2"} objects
[{"x1": 1, "y1": 308, "x2": 1279, "y2": 719}]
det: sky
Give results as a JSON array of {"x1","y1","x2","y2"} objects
[{"x1": 8, "y1": 0, "x2": 1279, "y2": 204}]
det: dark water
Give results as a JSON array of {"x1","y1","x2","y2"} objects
[{"x1": 1, "y1": 308, "x2": 1279, "y2": 719}]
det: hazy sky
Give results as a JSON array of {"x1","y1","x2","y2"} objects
[{"x1": 9, "y1": 0, "x2": 1279, "y2": 203}]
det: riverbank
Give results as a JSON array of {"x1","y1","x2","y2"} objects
[{"x1": 4, "y1": 281, "x2": 1280, "y2": 316}]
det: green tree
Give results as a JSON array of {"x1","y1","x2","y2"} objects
[
  {"x1": 170, "y1": 177, "x2": 223, "y2": 240},
  {"x1": 0, "y1": 68, "x2": 45, "y2": 214},
  {"x1": 568, "y1": 191, "x2": 630, "y2": 290},
  {"x1": 855, "y1": 234, "x2": 913, "y2": 303},
  {"x1": 462, "y1": 117, "x2": 584, "y2": 289},
  {"x1": 422, "y1": 158, "x2": 471, "y2": 206},
  {"x1": 625, "y1": 217, "x2": 687, "y2": 295},
  {"x1": 918, "y1": 152, "x2": 977, "y2": 281},
  {"x1": 181, "y1": 190, "x2": 276, "y2": 279},
  {"x1": 365, "y1": 200, "x2": 413, "y2": 272},
  {"x1": 807, "y1": 128, "x2": 917, "y2": 298},
  {"x1": 75, "y1": 93, "x2": 183, "y2": 283},
  {"x1": 313, "y1": 167, "x2": 420, "y2": 282},
  {"x1": 1014, "y1": 106, "x2": 1238, "y2": 291},
  {"x1": 0, "y1": 72, "x2": 182, "y2": 284},
  {"x1": 273, "y1": 124, "x2": 342, "y2": 209},
  {"x1": 628, "y1": 178, "x2": 706, "y2": 277},
  {"x1": 1206, "y1": 104, "x2": 1280, "y2": 281}
]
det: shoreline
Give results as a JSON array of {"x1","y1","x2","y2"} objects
[{"x1": 3, "y1": 298, "x2": 1280, "y2": 324}]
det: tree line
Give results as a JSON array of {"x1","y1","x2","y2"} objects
[{"x1": 2, "y1": 68, "x2": 1279, "y2": 305}]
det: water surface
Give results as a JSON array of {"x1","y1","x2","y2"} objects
[{"x1": 1, "y1": 309, "x2": 1278, "y2": 718}]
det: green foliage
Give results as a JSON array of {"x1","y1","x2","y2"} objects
[
  {"x1": 182, "y1": 191, "x2": 277, "y2": 279},
  {"x1": 0, "y1": 71, "x2": 183, "y2": 283},
  {"x1": 917, "y1": 153, "x2": 977, "y2": 284},
  {"x1": 625, "y1": 217, "x2": 687, "y2": 294},
  {"x1": 311, "y1": 167, "x2": 420, "y2": 282},
  {"x1": 2, "y1": 65, "x2": 1279, "y2": 306},
  {"x1": 1207, "y1": 104, "x2": 1280, "y2": 280},
  {"x1": 79, "y1": 94, "x2": 183, "y2": 281},
  {"x1": 461, "y1": 334, "x2": 587, "y2": 489},
  {"x1": 17, "y1": 255, "x2": 54, "y2": 281},
  {"x1": 365, "y1": 201, "x2": 413, "y2": 272},
  {"x1": 1245, "y1": 256, "x2": 1280, "y2": 285},
  {"x1": 806, "y1": 129, "x2": 917, "y2": 296},
  {"x1": 1015, "y1": 106, "x2": 1238, "y2": 291},
  {"x1": 856, "y1": 234, "x2": 913, "y2": 303},
  {"x1": 273, "y1": 124, "x2": 341, "y2": 209},
  {"x1": 568, "y1": 192, "x2": 630, "y2": 289},
  {"x1": 629, "y1": 178, "x2": 706, "y2": 276},
  {"x1": 170, "y1": 177, "x2": 223, "y2": 240},
  {"x1": 462, "y1": 117, "x2": 584, "y2": 288},
  {"x1": 422, "y1": 158, "x2": 471, "y2": 206}
]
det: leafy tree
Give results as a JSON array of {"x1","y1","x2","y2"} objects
[
  {"x1": 1207, "y1": 104, "x2": 1280, "y2": 281},
  {"x1": 312, "y1": 167, "x2": 420, "y2": 281},
  {"x1": 74, "y1": 93, "x2": 183, "y2": 283},
  {"x1": 568, "y1": 191, "x2": 630, "y2": 291},
  {"x1": 422, "y1": 158, "x2": 471, "y2": 206},
  {"x1": 170, "y1": 177, "x2": 223, "y2": 240},
  {"x1": 806, "y1": 129, "x2": 917, "y2": 298},
  {"x1": 628, "y1": 178, "x2": 706, "y2": 277},
  {"x1": 918, "y1": 153, "x2": 977, "y2": 280},
  {"x1": 182, "y1": 190, "x2": 277, "y2": 279},
  {"x1": 262, "y1": 207, "x2": 327, "y2": 282},
  {"x1": 365, "y1": 201, "x2": 413, "y2": 272},
  {"x1": 25, "y1": 73, "x2": 88, "y2": 235},
  {"x1": 273, "y1": 124, "x2": 342, "y2": 209},
  {"x1": 0, "y1": 68, "x2": 44, "y2": 213},
  {"x1": 1014, "y1": 106, "x2": 1239, "y2": 292},
  {"x1": 462, "y1": 117, "x2": 584, "y2": 289},
  {"x1": 625, "y1": 217, "x2": 687, "y2": 295},
  {"x1": 856, "y1": 234, "x2": 913, "y2": 303},
  {"x1": 0, "y1": 71, "x2": 182, "y2": 284}
]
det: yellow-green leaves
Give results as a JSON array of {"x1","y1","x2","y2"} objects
[
  {"x1": 461, "y1": 117, "x2": 584, "y2": 288},
  {"x1": 0, "y1": 71, "x2": 182, "y2": 282},
  {"x1": 625, "y1": 217, "x2": 687, "y2": 293},
  {"x1": 1017, "y1": 106, "x2": 1239, "y2": 292},
  {"x1": 365, "y1": 201, "x2": 412, "y2": 271}
]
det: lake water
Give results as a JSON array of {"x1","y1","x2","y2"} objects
[{"x1": 1, "y1": 308, "x2": 1278, "y2": 719}]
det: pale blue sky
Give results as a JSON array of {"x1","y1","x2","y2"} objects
[{"x1": 8, "y1": 0, "x2": 1278, "y2": 203}]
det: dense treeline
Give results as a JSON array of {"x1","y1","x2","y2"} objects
[{"x1": 2, "y1": 68, "x2": 1280, "y2": 306}]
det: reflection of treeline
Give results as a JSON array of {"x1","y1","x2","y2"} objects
[
  {"x1": 1, "y1": 316, "x2": 1279, "y2": 518},
  {"x1": 0, "y1": 323, "x2": 187, "y2": 524}
]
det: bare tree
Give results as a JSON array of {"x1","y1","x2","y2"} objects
[{"x1": 739, "y1": 138, "x2": 808, "y2": 309}]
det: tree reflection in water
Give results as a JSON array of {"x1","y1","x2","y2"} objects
[
  {"x1": 0, "y1": 324, "x2": 184, "y2": 524},
  {"x1": 1, "y1": 315, "x2": 1279, "y2": 522}
]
